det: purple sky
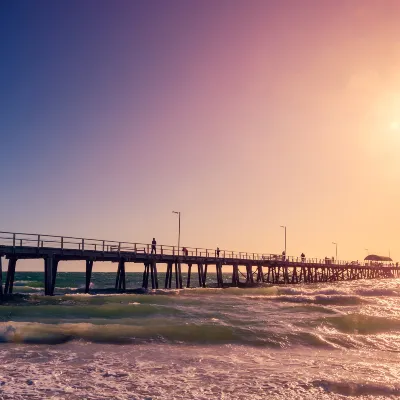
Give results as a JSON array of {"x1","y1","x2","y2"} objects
[{"x1": 2, "y1": 1, "x2": 400, "y2": 270}]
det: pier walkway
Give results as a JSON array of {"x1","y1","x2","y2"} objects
[{"x1": 0, "y1": 231, "x2": 398, "y2": 296}]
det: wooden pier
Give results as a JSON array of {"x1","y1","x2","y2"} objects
[{"x1": 0, "y1": 231, "x2": 399, "y2": 296}]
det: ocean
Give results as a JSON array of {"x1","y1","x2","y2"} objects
[{"x1": 1, "y1": 272, "x2": 400, "y2": 399}]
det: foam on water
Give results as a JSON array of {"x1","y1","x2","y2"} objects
[{"x1": 0, "y1": 343, "x2": 399, "y2": 400}]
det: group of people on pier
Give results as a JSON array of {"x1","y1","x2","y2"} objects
[
  {"x1": 282, "y1": 251, "x2": 307, "y2": 262},
  {"x1": 151, "y1": 237, "x2": 220, "y2": 257},
  {"x1": 151, "y1": 238, "x2": 310, "y2": 262}
]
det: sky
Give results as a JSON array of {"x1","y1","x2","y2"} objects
[{"x1": 1, "y1": 0, "x2": 400, "y2": 271}]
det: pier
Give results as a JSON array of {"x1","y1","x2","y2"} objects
[{"x1": 0, "y1": 231, "x2": 399, "y2": 296}]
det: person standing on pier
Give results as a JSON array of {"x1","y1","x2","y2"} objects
[
  {"x1": 151, "y1": 238, "x2": 157, "y2": 254},
  {"x1": 301, "y1": 253, "x2": 305, "y2": 262},
  {"x1": 216, "y1": 247, "x2": 220, "y2": 257},
  {"x1": 282, "y1": 251, "x2": 286, "y2": 261}
]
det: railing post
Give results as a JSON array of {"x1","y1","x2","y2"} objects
[
  {"x1": 20, "y1": 239, "x2": 22, "y2": 247},
  {"x1": 196, "y1": 248, "x2": 198, "y2": 256},
  {"x1": 61, "y1": 237, "x2": 64, "y2": 250},
  {"x1": 118, "y1": 242, "x2": 121, "y2": 253},
  {"x1": 134, "y1": 243, "x2": 137, "y2": 253},
  {"x1": 173, "y1": 247, "x2": 175, "y2": 256},
  {"x1": 161, "y1": 245, "x2": 163, "y2": 255},
  {"x1": 12, "y1": 233, "x2": 15, "y2": 249},
  {"x1": 37, "y1": 235, "x2": 40, "y2": 249},
  {"x1": 82, "y1": 239, "x2": 84, "y2": 252},
  {"x1": 102, "y1": 240, "x2": 105, "y2": 252}
]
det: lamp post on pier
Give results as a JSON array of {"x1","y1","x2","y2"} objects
[
  {"x1": 332, "y1": 242, "x2": 338, "y2": 263},
  {"x1": 280, "y1": 225, "x2": 287, "y2": 260},
  {"x1": 172, "y1": 211, "x2": 181, "y2": 256}
]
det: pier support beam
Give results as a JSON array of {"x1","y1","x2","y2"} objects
[
  {"x1": 291, "y1": 266, "x2": 298, "y2": 283},
  {"x1": 4, "y1": 257, "x2": 17, "y2": 295},
  {"x1": 256, "y1": 265, "x2": 264, "y2": 282},
  {"x1": 85, "y1": 260, "x2": 93, "y2": 293},
  {"x1": 246, "y1": 264, "x2": 254, "y2": 284},
  {"x1": 173, "y1": 261, "x2": 183, "y2": 289},
  {"x1": 197, "y1": 263, "x2": 204, "y2": 287},
  {"x1": 115, "y1": 259, "x2": 126, "y2": 292},
  {"x1": 50, "y1": 259, "x2": 59, "y2": 296},
  {"x1": 142, "y1": 263, "x2": 150, "y2": 289},
  {"x1": 186, "y1": 263, "x2": 192, "y2": 288},
  {"x1": 232, "y1": 263, "x2": 239, "y2": 287},
  {"x1": 150, "y1": 260, "x2": 158, "y2": 289},
  {"x1": 216, "y1": 263, "x2": 223, "y2": 288},
  {"x1": 164, "y1": 262, "x2": 182, "y2": 289},
  {"x1": 203, "y1": 264, "x2": 208, "y2": 287},
  {"x1": 44, "y1": 256, "x2": 54, "y2": 296},
  {"x1": 165, "y1": 262, "x2": 173, "y2": 288},
  {"x1": 266, "y1": 265, "x2": 271, "y2": 283},
  {"x1": 0, "y1": 257, "x2": 3, "y2": 298}
]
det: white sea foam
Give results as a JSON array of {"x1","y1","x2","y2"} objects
[{"x1": 0, "y1": 344, "x2": 398, "y2": 399}]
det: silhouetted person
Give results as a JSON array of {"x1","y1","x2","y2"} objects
[
  {"x1": 301, "y1": 253, "x2": 305, "y2": 262},
  {"x1": 151, "y1": 238, "x2": 156, "y2": 254},
  {"x1": 216, "y1": 247, "x2": 220, "y2": 257},
  {"x1": 282, "y1": 251, "x2": 286, "y2": 261},
  {"x1": 182, "y1": 247, "x2": 188, "y2": 256}
]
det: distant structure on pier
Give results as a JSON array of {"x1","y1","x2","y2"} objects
[{"x1": 364, "y1": 255, "x2": 392, "y2": 262}]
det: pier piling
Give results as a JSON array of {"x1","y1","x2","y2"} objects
[
  {"x1": 187, "y1": 263, "x2": 192, "y2": 288},
  {"x1": 203, "y1": 264, "x2": 208, "y2": 287},
  {"x1": 4, "y1": 258, "x2": 17, "y2": 295},
  {"x1": 232, "y1": 263, "x2": 239, "y2": 287},
  {"x1": 197, "y1": 263, "x2": 203, "y2": 287},
  {"x1": 151, "y1": 260, "x2": 158, "y2": 289},
  {"x1": 51, "y1": 259, "x2": 59, "y2": 295},
  {"x1": 0, "y1": 257, "x2": 3, "y2": 297},
  {"x1": 85, "y1": 260, "x2": 93, "y2": 293},
  {"x1": 142, "y1": 263, "x2": 149, "y2": 289}
]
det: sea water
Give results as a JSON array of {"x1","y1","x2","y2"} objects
[{"x1": 1, "y1": 272, "x2": 400, "y2": 399}]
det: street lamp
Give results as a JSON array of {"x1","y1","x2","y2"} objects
[
  {"x1": 172, "y1": 211, "x2": 181, "y2": 256},
  {"x1": 332, "y1": 242, "x2": 338, "y2": 262},
  {"x1": 280, "y1": 226, "x2": 287, "y2": 259}
]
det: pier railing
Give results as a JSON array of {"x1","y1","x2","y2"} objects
[{"x1": 0, "y1": 231, "x2": 388, "y2": 266}]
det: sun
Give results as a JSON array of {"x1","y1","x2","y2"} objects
[{"x1": 390, "y1": 121, "x2": 399, "y2": 130}]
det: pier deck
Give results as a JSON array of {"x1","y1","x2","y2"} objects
[{"x1": 0, "y1": 231, "x2": 398, "y2": 296}]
